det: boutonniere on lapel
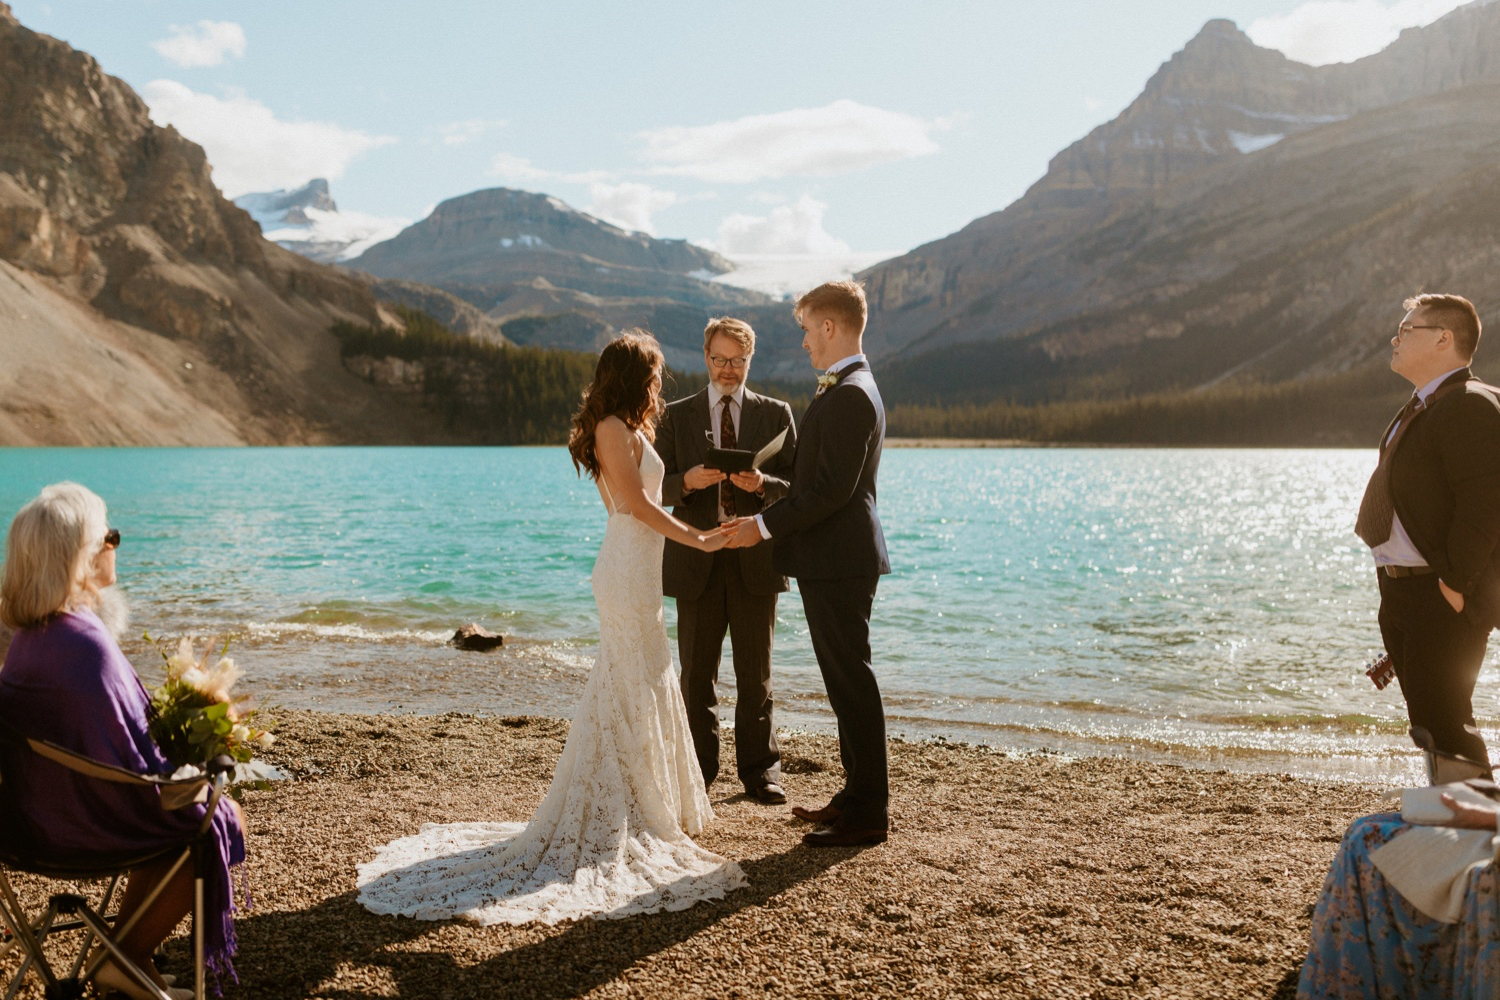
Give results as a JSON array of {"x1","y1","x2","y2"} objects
[{"x1": 814, "y1": 372, "x2": 839, "y2": 397}]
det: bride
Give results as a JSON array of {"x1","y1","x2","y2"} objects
[{"x1": 357, "y1": 330, "x2": 746, "y2": 924}]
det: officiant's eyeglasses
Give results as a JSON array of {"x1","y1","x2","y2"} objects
[
  {"x1": 1395, "y1": 324, "x2": 1444, "y2": 342},
  {"x1": 102, "y1": 528, "x2": 121, "y2": 550},
  {"x1": 708, "y1": 355, "x2": 748, "y2": 369}
]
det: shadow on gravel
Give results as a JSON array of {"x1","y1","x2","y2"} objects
[
  {"x1": 1270, "y1": 965, "x2": 1302, "y2": 998},
  {"x1": 217, "y1": 844, "x2": 853, "y2": 999}
]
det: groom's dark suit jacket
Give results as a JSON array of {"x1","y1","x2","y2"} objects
[
  {"x1": 1387, "y1": 367, "x2": 1500, "y2": 630},
  {"x1": 762, "y1": 362, "x2": 890, "y2": 580},
  {"x1": 657, "y1": 386, "x2": 796, "y2": 599}
]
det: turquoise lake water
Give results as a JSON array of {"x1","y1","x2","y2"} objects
[{"x1": 2, "y1": 446, "x2": 1493, "y2": 784}]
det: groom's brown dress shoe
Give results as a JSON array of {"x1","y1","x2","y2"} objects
[
  {"x1": 801, "y1": 819, "x2": 888, "y2": 848},
  {"x1": 791, "y1": 803, "x2": 841, "y2": 823},
  {"x1": 746, "y1": 781, "x2": 787, "y2": 805}
]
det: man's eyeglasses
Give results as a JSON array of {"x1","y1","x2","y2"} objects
[
  {"x1": 708, "y1": 355, "x2": 748, "y2": 370},
  {"x1": 1395, "y1": 324, "x2": 1444, "y2": 342},
  {"x1": 102, "y1": 528, "x2": 121, "y2": 550}
]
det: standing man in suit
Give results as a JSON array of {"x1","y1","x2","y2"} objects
[
  {"x1": 727, "y1": 280, "x2": 891, "y2": 847},
  {"x1": 656, "y1": 317, "x2": 796, "y2": 804},
  {"x1": 1355, "y1": 293, "x2": 1500, "y2": 771}
]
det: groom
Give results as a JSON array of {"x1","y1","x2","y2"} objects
[{"x1": 727, "y1": 280, "x2": 891, "y2": 847}]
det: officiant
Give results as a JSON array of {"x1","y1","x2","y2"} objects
[{"x1": 655, "y1": 317, "x2": 796, "y2": 804}]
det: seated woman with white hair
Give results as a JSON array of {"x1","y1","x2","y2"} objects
[{"x1": 0, "y1": 483, "x2": 246, "y2": 1000}]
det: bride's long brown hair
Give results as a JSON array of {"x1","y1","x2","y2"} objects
[{"x1": 568, "y1": 329, "x2": 665, "y2": 479}]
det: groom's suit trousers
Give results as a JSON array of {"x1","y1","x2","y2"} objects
[{"x1": 799, "y1": 575, "x2": 887, "y2": 829}]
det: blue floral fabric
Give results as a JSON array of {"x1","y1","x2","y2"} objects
[{"x1": 1298, "y1": 812, "x2": 1500, "y2": 998}]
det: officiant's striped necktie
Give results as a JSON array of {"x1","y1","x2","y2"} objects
[
  {"x1": 720, "y1": 395, "x2": 737, "y2": 521},
  {"x1": 1354, "y1": 392, "x2": 1422, "y2": 548}
]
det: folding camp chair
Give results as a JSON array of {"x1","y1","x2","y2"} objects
[
  {"x1": 0, "y1": 717, "x2": 233, "y2": 1000},
  {"x1": 1411, "y1": 724, "x2": 1494, "y2": 786}
]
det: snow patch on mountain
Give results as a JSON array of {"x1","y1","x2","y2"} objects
[{"x1": 1227, "y1": 130, "x2": 1285, "y2": 153}]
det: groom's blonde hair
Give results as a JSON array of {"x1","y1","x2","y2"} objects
[{"x1": 795, "y1": 281, "x2": 867, "y2": 336}]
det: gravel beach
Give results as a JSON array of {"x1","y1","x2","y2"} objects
[{"x1": 3, "y1": 710, "x2": 1387, "y2": 999}]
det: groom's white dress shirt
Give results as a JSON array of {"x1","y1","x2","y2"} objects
[{"x1": 752, "y1": 353, "x2": 867, "y2": 541}]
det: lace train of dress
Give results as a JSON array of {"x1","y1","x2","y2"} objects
[{"x1": 356, "y1": 442, "x2": 746, "y2": 925}]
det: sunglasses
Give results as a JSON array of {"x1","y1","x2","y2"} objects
[{"x1": 102, "y1": 528, "x2": 121, "y2": 550}]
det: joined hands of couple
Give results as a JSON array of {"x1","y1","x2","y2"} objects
[
  {"x1": 717, "y1": 517, "x2": 762, "y2": 549},
  {"x1": 681, "y1": 464, "x2": 768, "y2": 551}
]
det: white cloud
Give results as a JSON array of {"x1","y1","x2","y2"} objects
[
  {"x1": 151, "y1": 21, "x2": 246, "y2": 68},
  {"x1": 487, "y1": 152, "x2": 609, "y2": 186},
  {"x1": 586, "y1": 182, "x2": 677, "y2": 234},
  {"x1": 438, "y1": 119, "x2": 507, "y2": 146},
  {"x1": 142, "y1": 80, "x2": 395, "y2": 197},
  {"x1": 1246, "y1": 0, "x2": 1465, "y2": 65},
  {"x1": 640, "y1": 99, "x2": 945, "y2": 183},
  {"x1": 256, "y1": 208, "x2": 409, "y2": 260},
  {"x1": 712, "y1": 195, "x2": 851, "y2": 256}
]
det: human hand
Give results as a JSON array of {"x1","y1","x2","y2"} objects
[
  {"x1": 1440, "y1": 792, "x2": 1500, "y2": 829},
  {"x1": 684, "y1": 464, "x2": 726, "y2": 491},
  {"x1": 729, "y1": 469, "x2": 765, "y2": 494},
  {"x1": 696, "y1": 527, "x2": 730, "y2": 553},
  {"x1": 1439, "y1": 579, "x2": 1465, "y2": 613},
  {"x1": 724, "y1": 518, "x2": 763, "y2": 549}
]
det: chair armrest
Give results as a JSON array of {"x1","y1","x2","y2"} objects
[{"x1": 205, "y1": 756, "x2": 237, "y2": 777}]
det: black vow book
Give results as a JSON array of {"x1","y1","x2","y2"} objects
[{"x1": 704, "y1": 427, "x2": 788, "y2": 474}]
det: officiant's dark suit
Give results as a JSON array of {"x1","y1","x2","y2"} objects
[
  {"x1": 657, "y1": 371, "x2": 795, "y2": 797},
  {"x1": 1356, "y1": 294, "x2": 1500, "y2": 768},
  {"x1": 760, "y1": 355, "x2": 891, "y2": 833}
]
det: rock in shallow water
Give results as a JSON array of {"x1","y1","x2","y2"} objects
[{"x1": 450, "y1": 622, "x2": 505, "y2": 651}]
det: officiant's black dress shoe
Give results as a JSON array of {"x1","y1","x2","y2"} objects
[
  {"x1": 745, "y1": 781, "x2": 787, "y2": 805},
  {"x1": 801, "y1": 819, "x2": 888, "y2": 848},
  {"x1": 791, "y1": 803, "x2": 840, "y2": 823}
]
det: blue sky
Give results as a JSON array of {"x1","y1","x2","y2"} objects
[{"x1": 8, "y1": 0, "x2": 1473, "y2": 261}]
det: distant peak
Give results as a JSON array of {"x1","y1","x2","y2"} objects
[
  {"x1": 1184, "y1": 17, "x2": 1254, "y2": 49},
  {"x1": 433, "y1": 186, "x2": 577, "y2": 216},
  {"x1": 234, "y1": 178, "x2": 336, "y2": 216}
]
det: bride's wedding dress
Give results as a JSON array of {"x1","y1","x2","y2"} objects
[{"x1": 356, "y1": 439, "x2": 745, "y2": 924}]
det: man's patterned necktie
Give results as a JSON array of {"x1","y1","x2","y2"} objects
[
  {"x1": 1355, "y1": 393, "x2": 1423, "y2": 548},
  {"x1": 719, "y1": 395, "x2": 737, "y2": 521}
]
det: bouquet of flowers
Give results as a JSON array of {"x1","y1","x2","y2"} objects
[{"x1": 146, "y1": 634, "x2": 274, "y2": 770}]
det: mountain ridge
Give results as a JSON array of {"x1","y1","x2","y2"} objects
[
  {"x1": 349, "y1": 187, "x2": 742, "y2": 292},
  {"x1": 0, "y1": 3, "x2": 464, "y2": 444},
  {"x1": 862, "y1": 0, "x2": 1500, "y2": 410}
]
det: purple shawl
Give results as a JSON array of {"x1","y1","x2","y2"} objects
[{"x1": 0, "y1": 609, "x2": 245, "y2": 978}]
